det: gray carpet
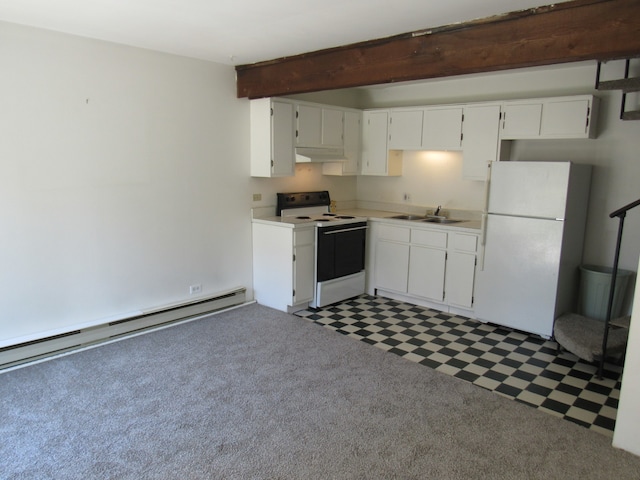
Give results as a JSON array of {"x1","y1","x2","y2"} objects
[{"x1": 2, "y1": 303, "x2": 639, "y2": 479}]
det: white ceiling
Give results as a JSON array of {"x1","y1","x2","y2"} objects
[{"x1": 0, "y1": 0, "x2": 570, "y2": 66}]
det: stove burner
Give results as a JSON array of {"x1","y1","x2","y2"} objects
[
  {"x1": 335, "y1": 215, "x2": 355, "y2": 219},
  {"x1": 316, "y1": 218, "x2": 331, "y2": 222},
  {"x1": 296, "y1": 216, "x2": 311, "y2": 219},
  {"x1": 323, "y1": 213, "x2": 336, "y2": 217}
]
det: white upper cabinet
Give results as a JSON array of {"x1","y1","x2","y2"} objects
[
  {"x1": 388, "y1": 109, "x2": 424, "y2": 150},
  {"x1": 501, "y1": 95, "x2": 598, "y2": 140},
  {"x1": 500, "y1": 102, "x2": 543, "y2": 139},
  {"x1": 422, "y1": 107, "x2": 463, "y2": 151},
  {"x1": 296, "y1": 103, "x2": 344, "y2": 148},
  {"x1": 323, "y1": 110, "x2": 361, "y2": 176},
  {"x1": 388, "y1": 106, "x2": 463, "y2": 151},
  {"x1": 250, "y1": 94, "x2": 598, "y2": 179},
  {"x1": 321, "y1": 107, "x2": 345, "y2": 147},
  {"x1": 361, "y1": 110, "x2": 402, "y2": 176},
  {"x1": 250, "y1": 98, "x2": 295, "y2": 177},
  {"x1": 462, "y1": 104, "x2": 501, "y2": 181},
  {"x1": 342, "y1": 110, "x2": 361, "y2": 175},
  {"x1": 296, "y1": 103, "x2": 322, "y2": 146},
  {"x1": 541, "y1": 97, "x2": 596, "y2": 138}
]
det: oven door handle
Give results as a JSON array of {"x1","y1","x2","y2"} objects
[{"x1": 321, "y1": 226, "x2": 368, "y2": 235}]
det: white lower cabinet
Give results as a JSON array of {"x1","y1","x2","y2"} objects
[
  {"x1": 252, "y1": 222, "x2": 315, "y2": 312},
  {"x1": 293, "y1": 229, "x2": 315, "y2": 305},
  {"x1": 444, "y1": 231, "x2": 479, "y2": 309},
  {"x1": 407, "y1": 245, "x2": 446, "y2": 301},
  {"x1": 371, "y1": 221, "x2": 479, "y2": 315},
  {"x1": 374, "y1": 224, "x2": 410, "y2": 292},
  {"x1": 407, "y1": 229, "x2": 447, "y2": 302},
  {"x1": 375, "y1": 240, "x2": 410, "y2": 292}
]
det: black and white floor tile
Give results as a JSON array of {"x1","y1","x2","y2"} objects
[{"x1": 295, "y1": 295, "x2": 623, "y2": 437}]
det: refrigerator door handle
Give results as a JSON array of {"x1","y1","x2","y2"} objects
[
  {"x1": 483, "y1": 161, "x2": 493, "y2": 213},
  {"x1": 478, "y1": 213, "x2": 487, "y2": 270},
  {"x1": 480, "y1": 213, "x2": 487, "y2": 246}
]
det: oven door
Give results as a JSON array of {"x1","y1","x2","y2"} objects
[{"x1": 316, "y1": 222, "x2": 367, "y2": 282}]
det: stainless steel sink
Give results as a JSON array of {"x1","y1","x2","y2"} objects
[
  {"x1": 422, "y1": 218, "x2": 461, "y2": 224},
  {"x1": 390, "y1": 214, "x2": 426, "y2": 220}
]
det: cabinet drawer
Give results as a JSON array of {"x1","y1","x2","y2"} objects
[
  {"x1": 411, "y1": 229, "x2": 447, "y2": 248},
  {"x1": 452, "y1": 233, "x2": 478, "y2": 252},
  {"x1": 377, "y1": 224, "x2": 410, "y2": 243},
  {"x1": 294, "y1": 228, "x2": 315, "y2": 245}
]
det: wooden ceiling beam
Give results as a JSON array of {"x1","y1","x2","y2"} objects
[{"x1": 235, "y1": 0, "x2": 640, "y2": 99}]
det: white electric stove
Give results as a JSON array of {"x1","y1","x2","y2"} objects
[{"x1": 276, "y1": 191, "x2": 368, "y2": 308}]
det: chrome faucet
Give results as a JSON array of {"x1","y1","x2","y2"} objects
[{"x1": 434, "y1": 205, "x2": 442, "y2": 216}]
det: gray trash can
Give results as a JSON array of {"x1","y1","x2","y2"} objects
[{"x1": 578, "y1": 264, "x2": 632, "y2": 321}]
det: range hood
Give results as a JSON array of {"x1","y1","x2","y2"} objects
[{"x1": 295, "y1": 147, "x2": 347, "y2": 163}]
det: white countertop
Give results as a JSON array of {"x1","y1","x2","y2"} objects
[
  {"x1": 334, "y1": 208, "x2": 481, "y2": 232},
  {"x1": 252, "y1": 208, "x2": 482, "y2": 232}
]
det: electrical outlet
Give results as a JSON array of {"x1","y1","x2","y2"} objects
[
  {"x1": 252, "y1": 193, "x2": 262, "y2": 201},
  {"x1": 189, "y1": 284, "x2": 202, "y2": 295},
  {"x1": 403, "y1": 193, "x2": 411, "y2": 202}
]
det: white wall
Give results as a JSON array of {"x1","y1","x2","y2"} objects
[
  {"x1": 0, "y1": 22, "x2": 256, "y2": 346},
  {"x1": 356, "y1": 151, "x2": 486, "y2": 212},
  {"x1": 0, "y1": 21, "x2": 360, "y2": 347},
  {"x1": 249, "y1": 164, "x2": 357, "y2": 213}
]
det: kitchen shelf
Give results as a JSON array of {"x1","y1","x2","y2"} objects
[
  {"x1": 621, "y1": 110, "x2": 640, "y2": 121},
  {"x1": 595, "y1": 58, "x2": 640, "y2": 121},
  {"x1": 596, "y1": 77, "x2": 640, "y2": 93}
]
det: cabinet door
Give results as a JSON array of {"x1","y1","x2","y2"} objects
[
  {"x1": 540, "y1": 98, "x2": 590, "y2": 138},
  {"x1": 321, "y1": 110, "x2": 360, "y2": 176},
  {"x1": 293, "y1": 242, "x2": 315, "y2": 304},
  {"x1": 296, "y1": 104, "x2": 322, "y2": 146},
  {"x1": 407, "y1": 246, "x2": 446, "y2": 302},
  {"x1": 422, "y1": 107, "x2": 463, "y2": 150},
  {"x1": 293, "y1": 228, "x2": 315, "y2": 304},
  {"x1": 342, "y1": 110, "x2": 361, "y2": 174},
  {"x1": 322, "y1": 108, "x2": 344, "y2": 147},
  {"x1": 462, "y1": 104, "x2": 501, "y2": 180},
  {"x1": 375, "y1": 240, "x2": 409, "y2": 293},
  {"x1": 445, "y1": 252, "x2": 476, "y2": 308},
  {"x1": 252, "y1": 222, "x2": 294, "y2": 311},
  {"x1": 271, "y1": 100, "x2": 295, "y2": 176},
  {"x1": 362, "y1": 110, "x2": 390, "y2": 175},
  {"x1": 501, "y1": 103, "x2": 542, "y2": 139},
  {"x1": 389, "y1": 109, "x2": 423, "y2": 149}
]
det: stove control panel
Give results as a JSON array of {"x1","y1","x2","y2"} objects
[{"x1": 276, "y1": 191, "x2": 330, "y2": 216}]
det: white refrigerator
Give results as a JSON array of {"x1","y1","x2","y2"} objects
[{"x1": 474, "y1": 161, "x2": 592, "y2": 338}]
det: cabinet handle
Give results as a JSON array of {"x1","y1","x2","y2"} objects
[
  {"x1": 321, "y1": 226, "x2": 368, "y2": 235},
  {"x1": 586, "y1": 107, "x2": 590, "y2": 129}
]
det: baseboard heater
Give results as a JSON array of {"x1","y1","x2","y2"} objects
[{"x1": 0, "y1": 287, "x2": 246, "y2": 371}]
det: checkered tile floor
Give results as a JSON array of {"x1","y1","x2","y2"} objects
[{"x1": 295, "y1": 295, "x2": 623, "y2": 437}]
